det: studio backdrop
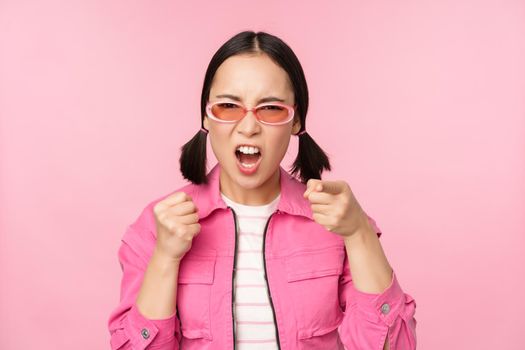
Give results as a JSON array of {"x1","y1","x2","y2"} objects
[{"x1": 0, "y1": 0, "x2": 524, "y2": 349}]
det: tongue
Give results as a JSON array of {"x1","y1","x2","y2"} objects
[{"x1": 239, "y1": 153, "x2": 260, "y2": 164}]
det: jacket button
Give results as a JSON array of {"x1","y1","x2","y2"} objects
[
  {"x1": 141, "y1": 328, "x2": 150, "y2": 339},
  {"x1": 380, "y1": 303, "x2": 390, "y2": 314}
]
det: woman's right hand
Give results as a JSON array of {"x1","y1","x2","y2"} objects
[{"x1": 152, "y1": 191, "x2": 201, "y2": 261}]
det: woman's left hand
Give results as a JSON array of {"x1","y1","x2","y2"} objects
[{"x1": 303, "y1": 179, "x2": 371, "y2": 238}]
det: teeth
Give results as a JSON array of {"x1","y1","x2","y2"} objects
[
  {"x1": 240, "y1": 162, "x2": 256, "y2": 168},
  {"x1": 236, "y1": 146, "x2": 260, "y2": 155}
]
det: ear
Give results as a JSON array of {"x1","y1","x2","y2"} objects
[
  {"x1": 291, "y1": 117, "x2": 302, "y2": 135},
  {"x1": 203, "y1": 116, "x2": 210, "y2": 131}
]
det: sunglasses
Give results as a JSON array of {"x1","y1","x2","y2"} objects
[{"x1": 205, "y1": 100, "x2": 296, "y2": 126}]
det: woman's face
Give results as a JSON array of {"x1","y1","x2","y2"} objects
[{"x1": 204, "y1": 53, "x2": 301, "y2": 203}]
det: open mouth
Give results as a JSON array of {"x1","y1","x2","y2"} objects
[
  {"x1": 235, "y1": 149, "x2": 262, "y2": 168},
  {"x1": 234, "y1": 145, "x2": 263, "y2": 174}
]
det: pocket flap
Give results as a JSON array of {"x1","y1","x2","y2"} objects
[
  {"x1": 178, "y1": 249, "x2": 217, "y2": 285},
  {"x1": 297, "y1": 316, "x2": 342, "y2": 340},
  {"x1": 284, "y1": 245, "x2": 344, "y2": 282},
  {"x1": 181, "y1": 328, "x2": 212, "y2": 340}
]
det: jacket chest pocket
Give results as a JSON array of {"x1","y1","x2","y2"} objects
[
  {"x1": 284, "y1": 245, "x2": 345, "y2": 340},
  {"x1": 177, "y1": 249, "x2": 216, "y2": 341}
]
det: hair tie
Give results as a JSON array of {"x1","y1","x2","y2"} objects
[
  {"x1": 200, "y1": 127, "x2": 209, "y2": 134},
  {"x1": 296, "y1": 130, "x2": 307, "y2": 136}
]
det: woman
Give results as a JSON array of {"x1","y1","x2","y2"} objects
[{"x1": 108, "y1": 30, "x2": 417, "y2": 350}]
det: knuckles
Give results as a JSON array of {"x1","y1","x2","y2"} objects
[
  {"x1": 175, "y1": 191, "x2": 188, "y2": 202},
  {"x1": 177, "y1": 226, "x2": 187, "y2": 236}
]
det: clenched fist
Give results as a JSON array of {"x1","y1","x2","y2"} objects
[{"x1": 152, "y1": 191, "x2": 201, "y2": 261}]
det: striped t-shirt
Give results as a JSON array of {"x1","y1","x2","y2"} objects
[{"x1": 221, "y1": 192, "x2": 281, "y2": 349}]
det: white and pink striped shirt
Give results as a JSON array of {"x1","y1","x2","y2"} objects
[{"x1": 221, "y1": 192, "x2": 281, "y2": 350}]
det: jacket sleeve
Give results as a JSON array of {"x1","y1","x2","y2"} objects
[
  {"x1": 337, "y1": 215, "x2": 417, "y2": 350},
  {"x1": 107, "y1": 225, "x2": 182, "y2": 349}
]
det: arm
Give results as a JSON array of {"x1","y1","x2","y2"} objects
[
  {"x1": 137, "y1": 248, "x2": 181, "y2": 324},
  {"x1": 338, "y1": 216, "x2": 417, "y2": 350},
  {"x1": 107, "y1": 226, "x2": 182, "y2": 349}
]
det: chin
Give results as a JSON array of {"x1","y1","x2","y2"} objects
[{"x1": 234, "y1": 172, "x2": 265, "y2": 189}]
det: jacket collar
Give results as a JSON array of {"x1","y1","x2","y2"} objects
[{"x1": 194, "y1": 163, "x2": 314, "y2": 221}]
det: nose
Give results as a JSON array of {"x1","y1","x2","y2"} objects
[{"x1": 236, "y1": 108, "x2": 261, "y2": 136}]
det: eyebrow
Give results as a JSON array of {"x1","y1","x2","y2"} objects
[{"x1": 214, "y1": 94, "x2": 286, "y2": 103}]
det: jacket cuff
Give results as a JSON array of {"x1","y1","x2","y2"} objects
[
  {"x1": 350, "y1": 269, "x2": 405, "y2": 327},
  {"x1": 124, "y1": 303, "x2": 177, "y2": 349}
]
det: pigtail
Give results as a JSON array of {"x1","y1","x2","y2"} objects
[
  {"x1": 289, "y1": 132, "x2": 331, "y2": 184},
  {"x1": 179, "y1": 129, "x2": 208, "y2": 184}
]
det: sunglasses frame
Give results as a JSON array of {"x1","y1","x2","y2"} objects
[{"x1": 205, "y1": 100, "x2": 296, "y2": 126}]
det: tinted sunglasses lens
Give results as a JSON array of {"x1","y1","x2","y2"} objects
[
  {"x1": 210, "y1": 102, "x2": 291, "y2": 124},
  {"x1": 257, "y1": 105, "x2": 290, "y2": 123},
  {"x1": 211, "y1": 103, "x2": 244, "y2": 121}
]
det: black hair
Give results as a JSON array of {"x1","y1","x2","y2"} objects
[{"x1": 179, "y1": 30, "x2": 331, "y2": 184}]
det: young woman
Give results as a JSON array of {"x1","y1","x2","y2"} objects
[{"x1": 108, "y1": 30, "x2": 417, "y2": 350}]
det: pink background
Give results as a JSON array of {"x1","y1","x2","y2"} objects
[{"x1": 1, "y1": 0, "x2": 524, "y2": 349}]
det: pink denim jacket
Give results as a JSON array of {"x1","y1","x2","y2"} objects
[{"x1": 108, "y1": 163, "x2": 417, "y2": 349}]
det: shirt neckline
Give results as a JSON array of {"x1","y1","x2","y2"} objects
[{"x1": 220, "y1": 192, "x2": 281, "y2": 215}]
